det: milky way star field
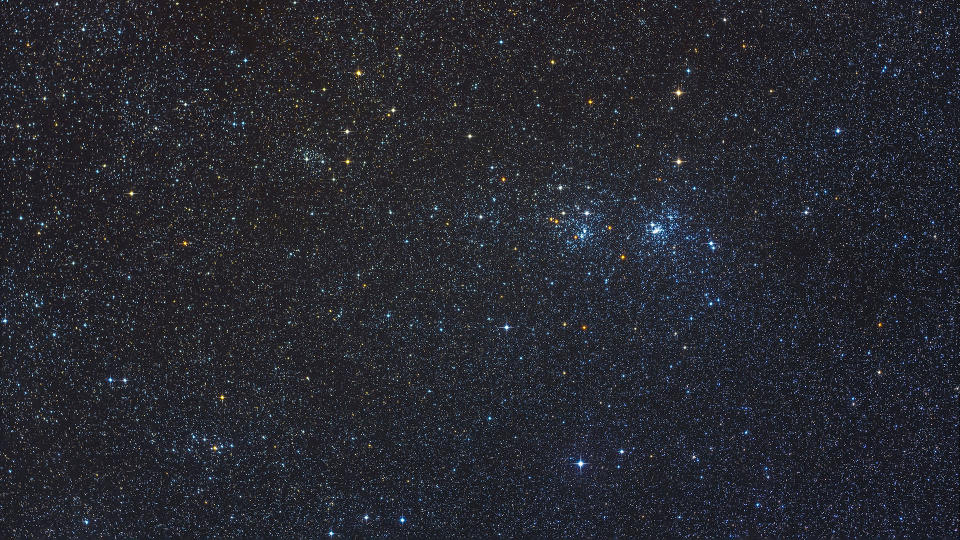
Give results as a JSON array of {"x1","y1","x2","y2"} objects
[{"x1": 2, "y1": 2, "x2": 957, "y2": 537}]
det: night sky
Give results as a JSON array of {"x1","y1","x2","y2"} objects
[{"x1": 3, "y1": 1, "x2": 958, "y2": 537}]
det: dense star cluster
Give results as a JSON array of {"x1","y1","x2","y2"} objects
[{"x1": 3, "y1": 1, "x2": 957, "y2": 537}]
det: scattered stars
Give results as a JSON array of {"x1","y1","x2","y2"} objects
[{"x1": 3, "y1": 4, "x2": 950, "y2": 537}]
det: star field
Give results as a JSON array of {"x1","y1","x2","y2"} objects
[{"x1": 3, "y1": 1, "x2": 958, "y2": 537}]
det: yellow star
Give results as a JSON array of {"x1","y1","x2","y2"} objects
[
  {"x1": 674, "y1": 88, "x2": 684, "y2": 97},
  {"x1": 674, "y1": 158, "x2": 683, "y2": 165},
  {"x1": 354, "y1": 69, "x2": 363, "y2": 77}
]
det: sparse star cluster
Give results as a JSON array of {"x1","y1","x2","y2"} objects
[{"x1": 3, "y1": 1, "x2": 957, "y2": 537}]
